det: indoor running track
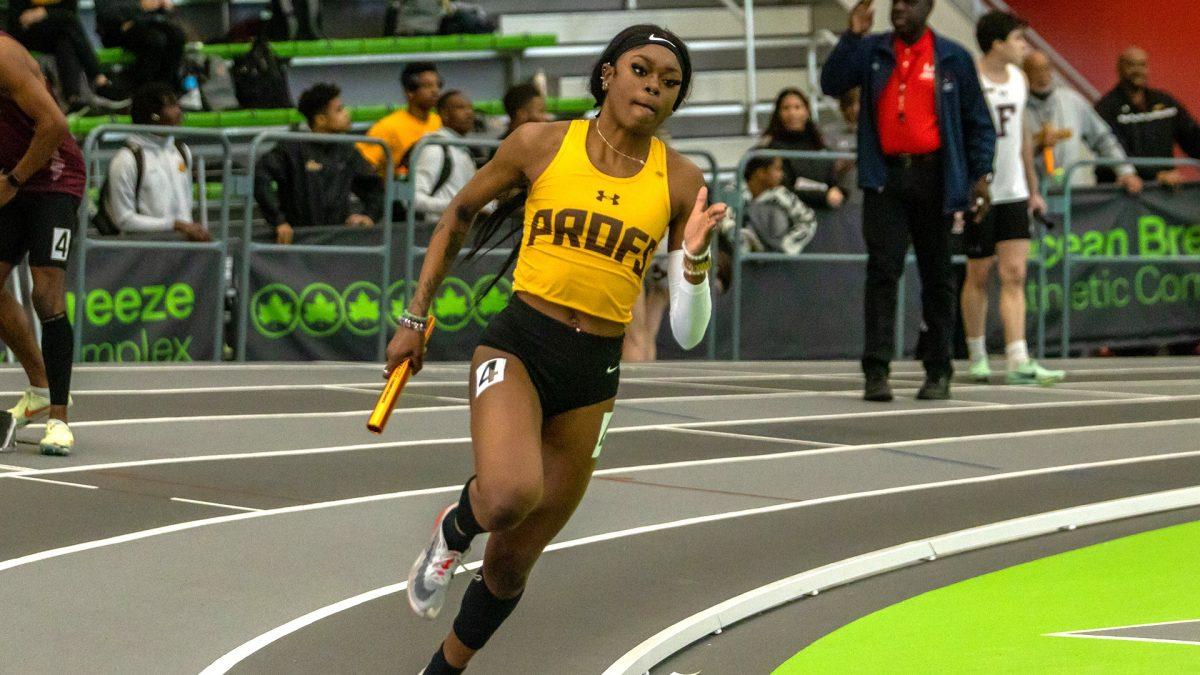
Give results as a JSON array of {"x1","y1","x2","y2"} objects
[{"x1": 1, "y1": 358, "x2": 1198, "y2": 674}]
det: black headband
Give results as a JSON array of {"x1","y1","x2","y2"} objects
[{"x1": 610, "y1": 31, "x2": 684, "y2": 64}]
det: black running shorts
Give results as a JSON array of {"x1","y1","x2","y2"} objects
[
  {"x1": 478, "y1": 295, "x2": 622, "y2": 419},
  {"x1": 965, "y1": 199, "x2": 1031, "y2": 260},
  {"x1": 0, "y1": 191, "x2": 80, "y2": 269}
]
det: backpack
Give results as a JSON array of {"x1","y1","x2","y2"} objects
[
  {"x1": 399, "y1": 143, "x2": 453, "y2": 194},
  {"x1": 232, "y1": 31, "x2": 293, "y2": 109},
  {"x1": 94, "y1": 140, "x2": 192, "y2": 236},
  {"x1": 438, "y1": 3, "x2": 496, "y2": 35},
  {"x1": 383, "y1": 0, "x2": 447, "y2": 37}
]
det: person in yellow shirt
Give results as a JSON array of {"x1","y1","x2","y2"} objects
[
  {"x1": 359, "y1": 61, "x2": 442, "y2": 177},
  {"x1": 387, "y1": 24, "x2": 726, "y2": 675}
]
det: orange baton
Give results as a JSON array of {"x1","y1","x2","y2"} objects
[{"x1": 367, "y1": 317, "x2": 436, "y2": 434}]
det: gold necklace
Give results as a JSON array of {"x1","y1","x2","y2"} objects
[{"x1": 593, "y1": 120, "x2": 647, "y2": 167}]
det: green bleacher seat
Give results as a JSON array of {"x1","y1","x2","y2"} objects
[
  {"x1": 92, "y1": 33, "x2": 556, "y2": 66},
  {"x1": 69, "y1": 98, "x2": 595, "y2": 135}
]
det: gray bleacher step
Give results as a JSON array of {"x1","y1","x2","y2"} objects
[{"x1": 501, "y1": 5, "x2": 811, "y2": 42}]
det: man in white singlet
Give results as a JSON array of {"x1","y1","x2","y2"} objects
[{"x1": 962, "y1": 10, "x2": 1064, "y2": 385}]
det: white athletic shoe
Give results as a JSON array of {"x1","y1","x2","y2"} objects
[
  {"x1": 9, "y1": 389, "x2": 73, "y2": 429},
  {"x1": 39, "y1": 419, "x2": 73, "y2": 456},
  {"x1": 407, "y1": 505, "x2": 468, "y2": 620}
]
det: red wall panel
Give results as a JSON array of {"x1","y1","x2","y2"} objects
[{"x1": 1004, "y1": 0, "x2": 1199, "y2": 108}]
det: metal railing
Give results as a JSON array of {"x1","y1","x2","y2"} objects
[
  {"x1": 76, "y1": 125, "x2": 235, "y2": 362},
  {"x1": 235, "y1": 131, "x2": 396, "y2": 360},
  {"x1": 730, "y1": 149, "x2": 859, "y2": 360},
  {"x1": 1058, "y1": 157, "x2": 1200, "y2": 357}
]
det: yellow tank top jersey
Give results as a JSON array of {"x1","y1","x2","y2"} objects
[{"x1": 513, "y1": 119, "x2": 672, "y2": 324}]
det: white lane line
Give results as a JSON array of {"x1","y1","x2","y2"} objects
[
  {"x1": 170, "y1": 498, "x2": 261, "y2": 513},
  {"x1": 0, "y1": 463, "x2": 32, "y2": 471},
  {"x1": 662, "y1": 426, "x2": 847, "y2": 448},
  {"x1": 197, "y1": 453, "x2": 1200, "y2": 674},
  {"x1": 0, "y1": 382, "x2": 391, "y2": 396},
  {"x1": 1045, "y1": 633, "x2": 1200, "y2": 647},
  {"x1": 5, "y1": 396, "x2": 1199, "y2": 479},
  {"x1": 595, "y1": 417, "x2": 1200, "y2": 476},
  {"x1": 0, "y1": 485, "x2": 462, "y2": 575},
  {"x1": 10, "y1": 476, "x2": 98, "y2": 490},
  {"x1": 4, "y1": 422, "x2": 1200, "y2": 582}
]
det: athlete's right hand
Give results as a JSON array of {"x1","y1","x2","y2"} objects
[
  {"x1": 385, "y1": 325, "x2": 427, "y2": 377},
  {"x1": 849, "y1": 0, "x2": 875, "y2": 35}
]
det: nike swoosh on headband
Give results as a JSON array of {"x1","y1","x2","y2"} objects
[{"x1": 647, "y1": 34, "x2": 675, "y2": 47}]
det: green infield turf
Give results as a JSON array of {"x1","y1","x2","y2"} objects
[{"x1": 776, "y1": 519, "x2": 1200, "y2": 673}]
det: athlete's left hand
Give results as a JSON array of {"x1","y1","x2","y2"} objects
[
  {"x1": 1028, "y1": 193, "x2": 1047, "y2": 218},
  {"x1": 0, "y1": 177, "x2": 16, "y2": 209},
  {"x1": 683, "y1": 186, "x2": 727, "y2": 256}
]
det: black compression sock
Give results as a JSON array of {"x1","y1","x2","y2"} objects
[
  {"x1": 442, "y1": 476, "x2": 484, "y2": 552},
  {"x1": 40, "y1": 314, "x2": 73, "y2": 406},
  {"x1": 423, "y1": 643, "x2": 464, "y2": 675}
]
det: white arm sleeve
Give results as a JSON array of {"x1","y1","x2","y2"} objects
[{"x1": 667, "y1": 249, "x2": 711, "y2": 350}]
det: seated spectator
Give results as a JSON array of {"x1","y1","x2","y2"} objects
[
  {"x1": 254, "y1": 83, "x2": 384, "y2": 245},
  {"x1": 95, "y1": 0, "x2": 187, "y2": 95},
  {"x1": 725, "y1": 156, "x2": 817, "y2": 255},
  {"x1": 7, "y1": 0, "x2": 121, "y2": 113},
  {"x1": 1024, "y1": 50, "x2": 1141, "y2": 193},
  {"x1": 412, "y1": 90, "x2": 479, "y2": 218},
  {"x1": 760, "y1": 87, "x2": 846, "y2": 209},
  {"x1": 100, "y1": 83, "x2": 209, "y2": 241},
  {"x1": 501, "y1": 82, "x2": 549, "y2": 139},
  {"x1": 1095, "y1": 47, "x2": 1200, "y2": 187},
  {"x1": 360, "y1": 61, "x2": 442, "y2": 178}
]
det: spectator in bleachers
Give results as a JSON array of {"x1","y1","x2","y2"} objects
[
  {"x1": 254, "y1": 83, "x2": 384, "y2": 246},
  {"x1": 1095, "y1": 47, "x2": 1200, "y2": 187},
  {"x1": 1023, "y1": 50, "x2": 1141, "y2": 193},
  {"x1": 501, "y1": 82, "x2": 549, "y2": 140},
  {"x1": 360, "y1": 61, "x2": 442, "y2": 178},
  {"x1": 7, "y1": 0, "x2": 120, "y2": 113},
  {"x1": 760, "y1": 88, "x2": 847, "y2": 210},
  {"x1": 101, "y1": 83, "x2": 209, "y2": 241},
  {"x1": 730, "y1": 156, "x2": 817, "y2": 254},
  {"x1": 95, "y1": 0, "x2": 187, "y2": 95},
  {"x1": 823, "y1": 88, "x2": 860, "y2": 154},
  {"x1": 412, "y1": 90, "x2": 480, "y2": 219}
]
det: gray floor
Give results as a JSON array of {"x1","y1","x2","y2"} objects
[{"x1": 0, "y1": 358, "x2": 1196, "y2": 674}]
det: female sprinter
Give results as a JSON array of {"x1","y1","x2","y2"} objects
[{"x1": 384, "y1": 25, "x2": 726, "y2": 674}]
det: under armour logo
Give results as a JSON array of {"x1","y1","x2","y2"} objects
[{"x1": 596, "y1": 190, "x2": 620, "y2": 206}]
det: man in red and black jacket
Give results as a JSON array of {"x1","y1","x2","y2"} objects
[{"x1": 822, "y1": 0, "x2": 996, "y2": 402}]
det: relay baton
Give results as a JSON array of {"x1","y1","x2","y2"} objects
[{"x1": 367, "y1": 317, "x2": 436, "y2": 434}]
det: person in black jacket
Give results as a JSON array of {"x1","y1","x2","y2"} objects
[
  {"x1": 94, "y1": 0, "x2": 186, "y2": 94},
  {"x1": 7, "y1": 0, "x2": 114, "y2": 111},
  {"x1": 760, "y1": 87, "x2": 847, "y2": 210},
  {"x1": 255, "y1": 83, "x2": 384, "y2": 245},
  {"x1": 1095, "y1": 47, "x2": 1200, "y2": 186}
]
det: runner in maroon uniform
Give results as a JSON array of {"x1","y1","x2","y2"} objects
[{"x1": 0, "y1": 31, "x2": 86, "y2": 455}]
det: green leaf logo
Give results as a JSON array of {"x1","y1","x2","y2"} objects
[
  {"x1": 390, "y1": 298, "x2": 406, "y2": 324},
  {"x1": 304, "y1": 292, "x2": 338, "y2": 325},
  {"x1": 434, "y1": 287, "x2": 468, "y2": 319},
  {"x1": 347, "y1": 290, "x2": 379, "y2": 324},
  {"x1": 258, "y1": 293, "x2": 293, "y2": 326},
  {"x1": 477, "y1": 286, "x2": 509, "y2": 317}
]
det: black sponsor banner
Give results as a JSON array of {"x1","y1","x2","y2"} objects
[
  {"x1": 67, "y1": 246, "x2": 221, "y2": 362},
  {"x1": 1025, "y1": 183, "x2": 1200, "y2": 352},
  {"x1": 244, "y1": 227, "x2": 510, "y2": 361}
]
